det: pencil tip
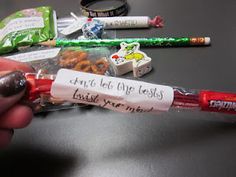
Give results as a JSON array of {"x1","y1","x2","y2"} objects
[{"x1": 39, "y1": 40, "x2": 56, "y2": 46}]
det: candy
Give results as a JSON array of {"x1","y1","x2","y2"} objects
[
  {"x1": 81, "y1": 19, "x2": 104, "y2": 39},
  {"x1": 58, "y1": 14, "x2": 163, "y2": 36}
]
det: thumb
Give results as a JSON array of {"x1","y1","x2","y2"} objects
[{"x1": 0, "y1": 71, "x2": 27, "y2": 114}]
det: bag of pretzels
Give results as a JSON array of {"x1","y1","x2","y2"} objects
[{"x1": 5, "y1": 46, "x2": 115, "y2": 113}]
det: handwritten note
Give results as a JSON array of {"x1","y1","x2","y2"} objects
[{"x1": 51, "y1": 69, "x2": 174, "y2": 113}]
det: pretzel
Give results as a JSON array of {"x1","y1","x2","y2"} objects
[
  {"x1": 59, "y1": 50, "x2": 88, "y2": 68},
  {"x1": 73, "y1": 60, "x2": 93, "y2": 72},
  {"x1": 70, "y1": 55, "x2": 109, "y2": 74},
  {"x1": 91, "y1": 58, "x2": 109, "y2": 75}
]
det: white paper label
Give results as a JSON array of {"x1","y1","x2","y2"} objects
[
  {"x1": 51, "y1": 69, "x2": 174, "y2": 113},
  {"x1": 6, "y1": 48, "x2": 61, "y2": 62},
  {"x1": 0, "y1": 17, "x2": 44, "y2": 40}
]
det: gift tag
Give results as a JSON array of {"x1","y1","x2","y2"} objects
[
  {"x1": 60, "y1": 18, "x2": 87, "y2": 36},
  {"x1": 109, "y1": 42, "x2": 152, "y2": 77}
]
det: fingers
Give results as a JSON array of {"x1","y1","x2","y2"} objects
[
  {"x1": 0, "y1": 58, "x2": 35, "y2": 113},
  {"x1": 0, "y1": 57, "x2": 35, "y2": 73},
  {"x1": 0, "y1": 104, "x2": 33, "y2": 129},
  {"x1": 0, "y1": 58, "x2": 35, "y2": 148},
  {"x1": 0, "y1": 58, "x2": 34, "y2": 114},
  {"x1": 0, "y1": 129, "x2": 14, "y2": 148},
  {"x1": 0, "y1": 71, "x2": 27, "y2": 114}
]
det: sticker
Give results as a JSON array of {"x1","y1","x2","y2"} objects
[
  {"x1": 0, "y1": 17, "x2": 44, "y2": 40},
  {"x1": 6, "y1": 48, "x2": 61, "y2": 62},
  {"x1": 109, "y1": 42, "x2": 152, "y2": 77},
  {"x1": 51, "y1": 69, "x2": 174, "y2": 113}
]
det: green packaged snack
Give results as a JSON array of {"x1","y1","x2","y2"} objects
[{"x1": 0, "y1": 6, "x2": 57, "y2": 54}]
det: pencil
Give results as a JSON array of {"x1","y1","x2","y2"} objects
[{"x1": 39, "y1": 37, "x2": 211, "y2": 47}]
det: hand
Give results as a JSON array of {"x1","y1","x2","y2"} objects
[{"x1": 0, "y1": 57, "x2": 34, "y2": 148}]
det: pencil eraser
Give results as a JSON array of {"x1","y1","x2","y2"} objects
[
  {"x1": 204, "y1": 37, "x2": 211, "y2": 45},
  {"x1": 109, "y1": 42, "x2": 152, "y2": 77}
]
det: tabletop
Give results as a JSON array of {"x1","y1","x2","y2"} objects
[{"x1": 1, "y1": 0, "x2": 236, "y2": 177}]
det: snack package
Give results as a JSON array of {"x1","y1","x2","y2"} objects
[
  {"x1": 6, "y1": 46, "x2": 114, "y2": 113},
  {"x1": 0, "y1": 6, "x2": 57, "y2": 55},
  {"x1": 6, "y1": 46, "x2": 113, "y2": 74},
  {"x1": 58, "y1": 47, "x2": 113, "y2": 76}
]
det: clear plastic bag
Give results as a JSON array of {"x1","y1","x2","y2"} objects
[
  {"x1": 6, "y1": 46, "x2": 115, "y2": 113},
  {"x1": 58, "y1": 47, "x2": 115, "y2": 76}
]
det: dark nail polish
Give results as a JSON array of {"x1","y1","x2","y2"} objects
[{"x1": 0, "y1": 71, "x2": 26, "y2": 97}]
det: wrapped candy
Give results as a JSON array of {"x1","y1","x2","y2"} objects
[
  {"x1": 81, "y1": 19, "x2": 104, "y2": 39},
  {"x1": 23, "y1": 69, "x2": 236, "y2": 117},
  {"x1": 58, "y1": 14, "x2": 164, "y2": 36}
]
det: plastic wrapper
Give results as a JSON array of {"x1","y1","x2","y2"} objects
[
  {"x1": 0, "y1": 6, "x2": 57, "y2": 55},
  {"x1": 6, "y1": 46, "x2": 114, "y2": 113},
  {"x1": 58, "y1": 47, "x2": 113, "y2": 76},
  {"x1": 57, "y1": 15, "x2": 164, "y2": 32},
  {"x1": 57, "y1": 16, "x2": 116, "y2": 39},
  {"x1": 22, "y1": 68, "x2": 236, "y2": 121}
]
